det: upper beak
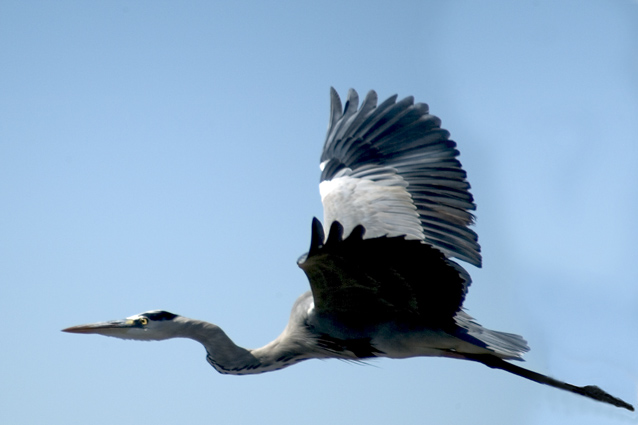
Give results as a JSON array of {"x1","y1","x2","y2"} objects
[{"x1": 62, "y1": 319, "x2": 132, "y2": 334}]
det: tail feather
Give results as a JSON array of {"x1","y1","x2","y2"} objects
[{"x1": 454, "y1": 311, "x2": 529, "y2": 360}]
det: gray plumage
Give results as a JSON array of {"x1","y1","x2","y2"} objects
[{"x1": 63, "y1": 88, "x2": 633, "y2": 411}]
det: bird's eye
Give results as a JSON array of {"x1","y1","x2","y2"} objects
[{"x1": 139, "y1": 317, "x2": 148, "y2": 326}]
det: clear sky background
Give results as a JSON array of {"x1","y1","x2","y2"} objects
[{"x1": 1, "y1": 1, "x2": 637, "y2": 424}]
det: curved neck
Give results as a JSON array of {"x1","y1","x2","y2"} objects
[{"x1": 175, "y1": 317, "x2": 309, "y2": 375}]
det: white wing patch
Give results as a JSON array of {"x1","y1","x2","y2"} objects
[{"x1": 320, "y1": 174, "x2": 424, "y2": 241}]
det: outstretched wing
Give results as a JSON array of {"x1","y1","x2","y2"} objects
[
  {"x1": 298, "y1": 218, "x2": 470, "y2": 330},
  {"x1": 320, "y1": 88, "x2": 481, "y2": 267}
]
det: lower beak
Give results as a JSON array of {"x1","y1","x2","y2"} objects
[{"x1": 62, "y1": 319, "x2": 131, "y2": 334}]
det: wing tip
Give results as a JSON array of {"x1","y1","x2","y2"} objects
[
  {"x1": 307, "y1": 219, "x2": 367, "y2": 257},
  {"x1": 329, "y1": 87, "x2": 342, "y2": 129},
  {"x1": 308, "y1": 217, "x2": 325, "y2": 256},
  {"x1": 326, "y1": 220, "x2": 344, "y2": 246}
]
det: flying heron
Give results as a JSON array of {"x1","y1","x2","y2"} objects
[{"x1": 63, "y1": 88, "x2": 633, "y2": 411}]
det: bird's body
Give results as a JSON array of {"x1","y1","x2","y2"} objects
[{"x1": 63, "y1": 88, "x2": 634, "y2": 411}]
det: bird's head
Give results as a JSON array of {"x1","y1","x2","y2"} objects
[{"x1": 62, "y1": 310, "x2": 182, "y2": 341}]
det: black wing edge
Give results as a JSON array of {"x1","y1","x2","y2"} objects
[
  {"x1": 307, "y1": 217, "x2": 366, "y2": 257},
  {"x1": 300, "y1": 217, "x2": 470, "y2": 326}
]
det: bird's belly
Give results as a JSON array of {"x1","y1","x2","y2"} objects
[{"x1": 372, "y1": 327, "x2": 492, "y2": 359}]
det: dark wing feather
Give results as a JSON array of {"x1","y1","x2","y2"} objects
[
  {"x1": 320, "y1": 88, "x2": 481, "y2": 267},
  {"x1": 298, "y1": 218, "x2": 470, "y2": 330}
]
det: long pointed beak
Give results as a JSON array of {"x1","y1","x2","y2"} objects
[{"x1": 62, "y1": 319, "x2": 132, "y2": 334}]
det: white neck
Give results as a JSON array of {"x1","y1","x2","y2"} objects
[{"x1": 174, "y1": 317, "x2": 312, "y2": 375}]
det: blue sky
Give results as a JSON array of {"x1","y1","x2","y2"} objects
[{"x1": 1, "y1": 1, "x2": 637, "y2": 424}]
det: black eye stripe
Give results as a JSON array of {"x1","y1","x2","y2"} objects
[{"x1": 142, "y1": 311, "x2": 177, "y2": 321}]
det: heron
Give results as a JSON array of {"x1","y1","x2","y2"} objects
[{"x1": 63, "y1": 88, "x2": 633, "y2": 411}]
